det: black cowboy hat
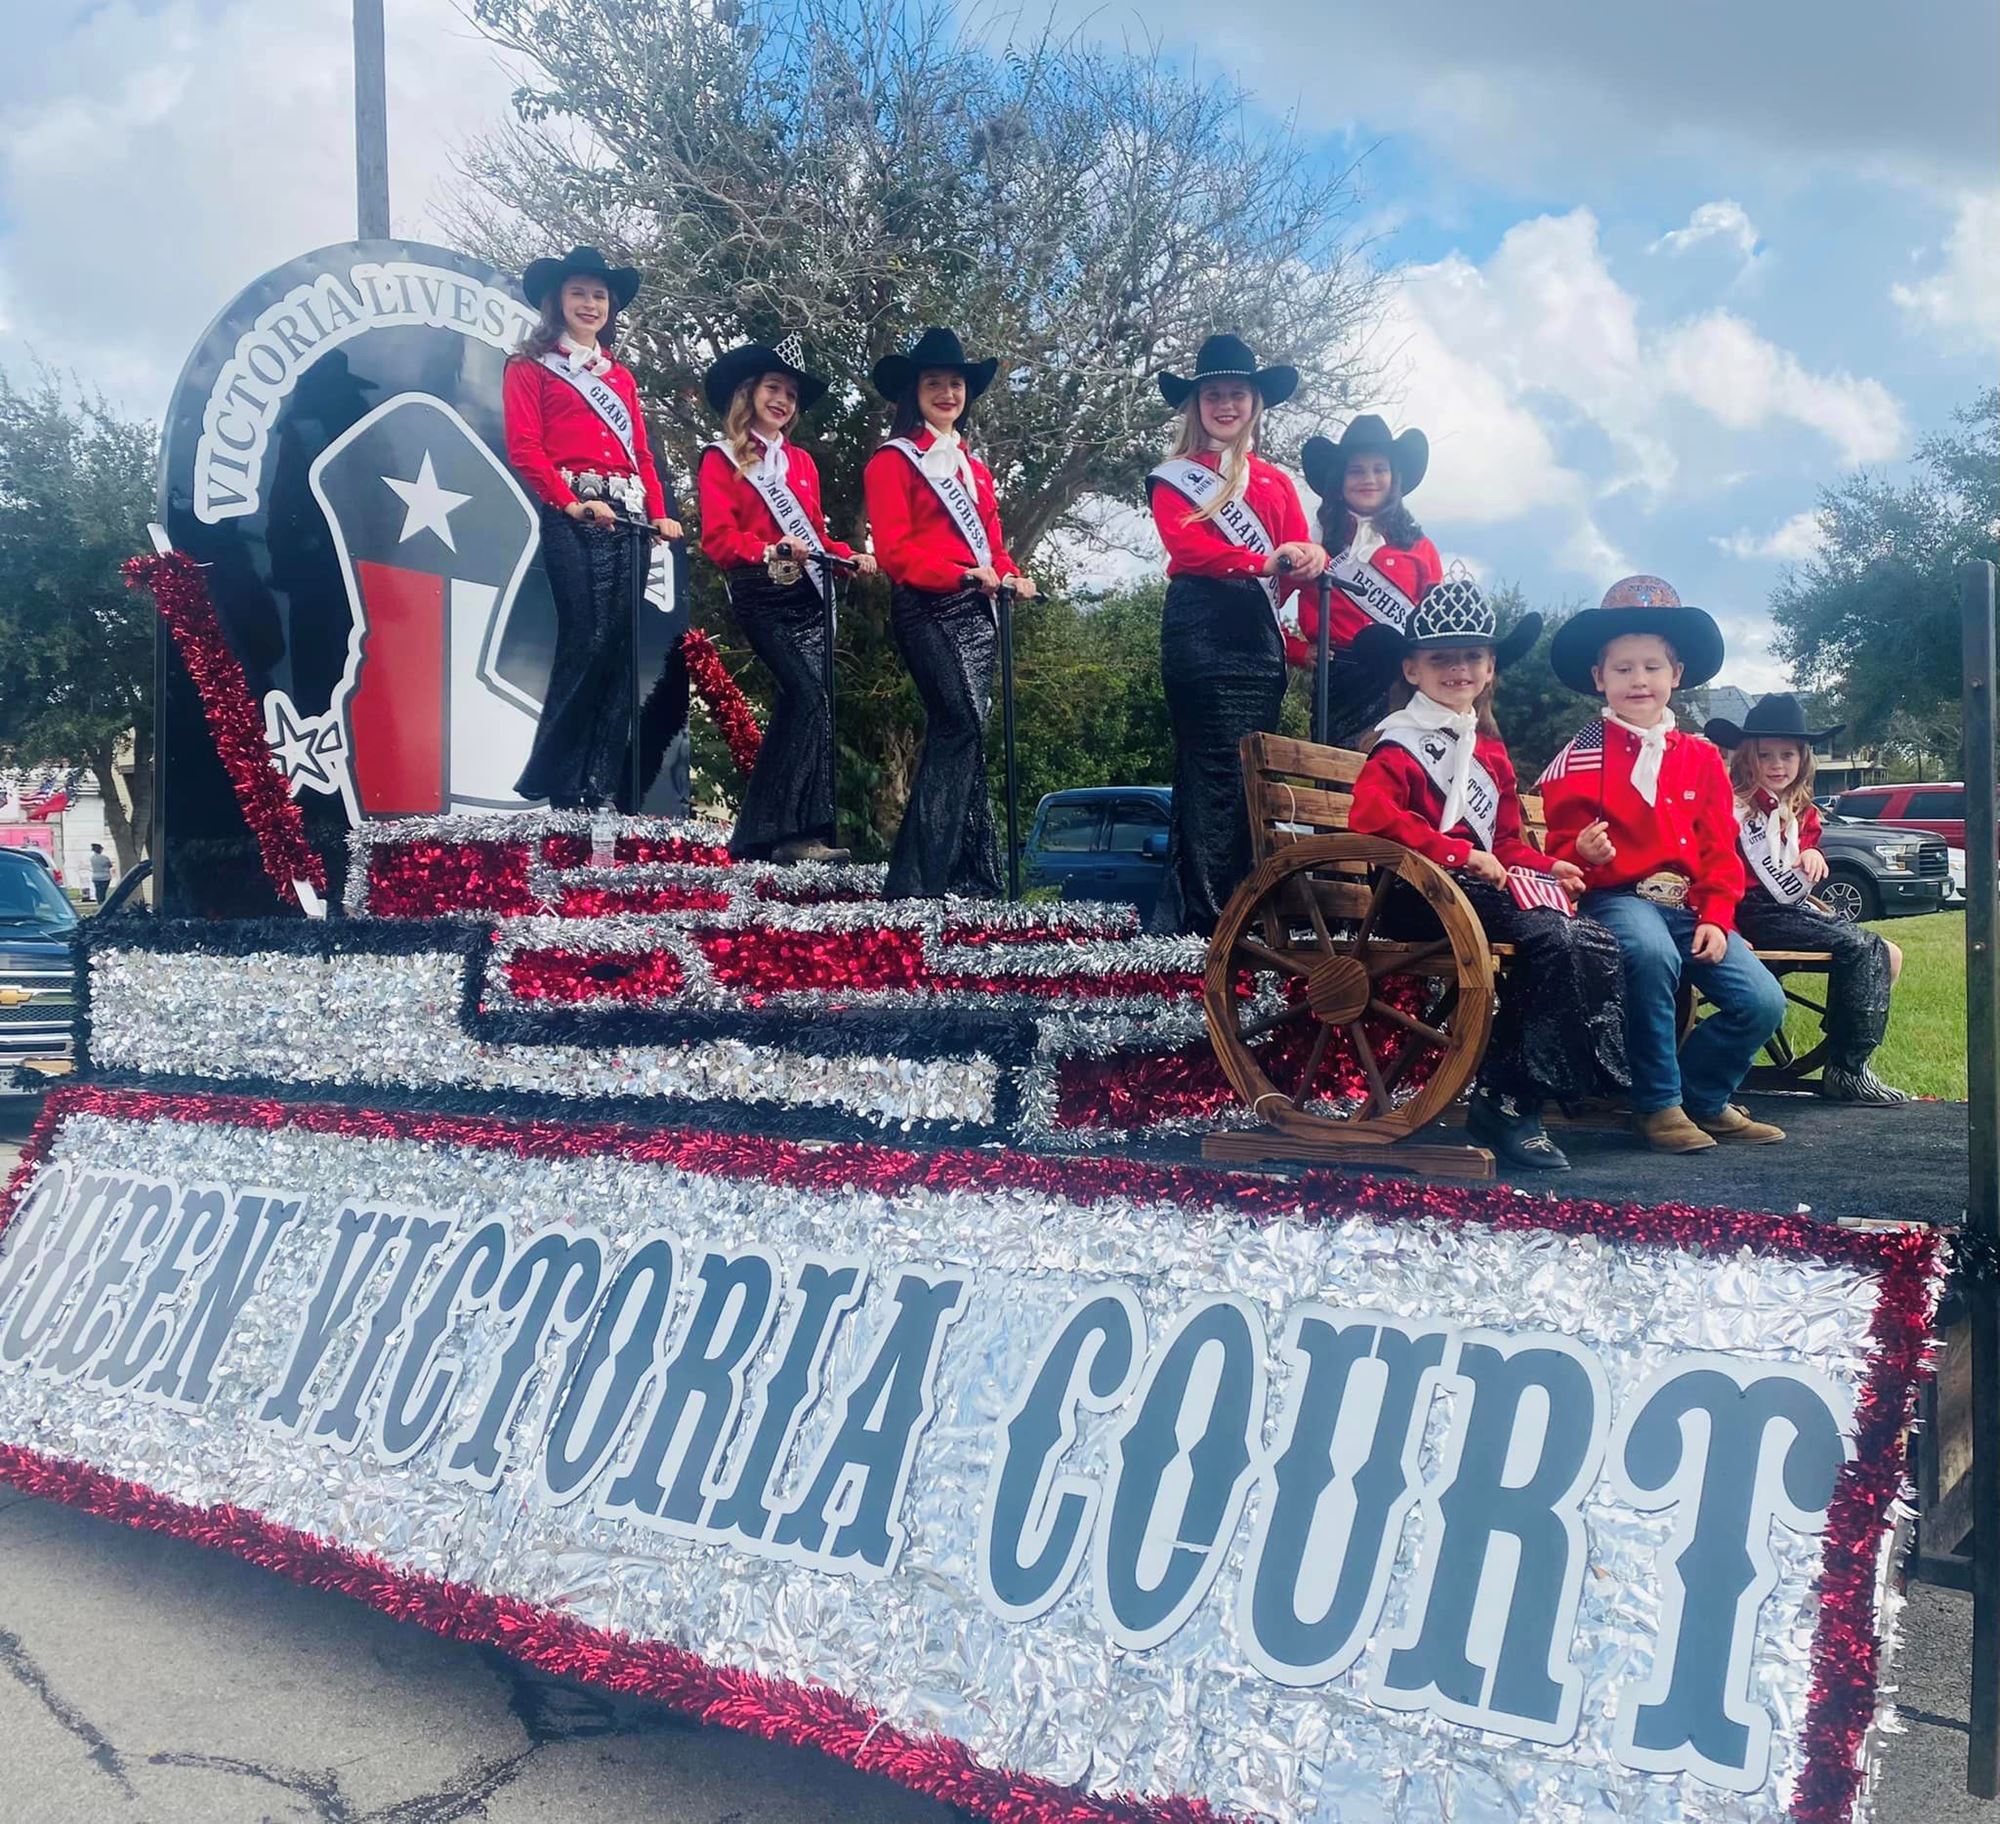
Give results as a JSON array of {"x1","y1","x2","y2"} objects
[
  {"x1": 1548, "y1": 574, "x2": 1725, "y2": 695},
  {"x1": 1303, "y1": 414, "x2": 1429, "y2": 501},
  {"x1": 1703, "y1": 692, "x2": 1843, "y2": 750},
  {"x1": 1156, "y1": 334, "x2": 1298, "y2": 412},
  {"x1": 702, "y1": 335, "x2": 830, "y2": 416},
  {"x1": 870, "y1": 327, "x2": 998, "y2": 403},
  {"x1": 1349, "y1": 572, "x2": 1542, "y2": 676},
  {"x1": 521, "y1": 245, "x2": 642, "y2": 312}
]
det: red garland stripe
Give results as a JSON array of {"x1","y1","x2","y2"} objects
[
  {"x1": 126, "y1": 550, "x2": 328, "y2": 903},
  {"x1": 683, "y1": 627, "x2": 764, "y2": 778},
  {"x1": 0, "y1": 1085, "x2": 1942, "y2": 1824}
]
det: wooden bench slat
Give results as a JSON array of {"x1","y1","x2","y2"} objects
[
  {"x1": 1244, "y1": 732, "x2": 1367, "y2": 783},
  {"x1": 1249, "y1": 780, "x2": 1355, "y2": 830}
]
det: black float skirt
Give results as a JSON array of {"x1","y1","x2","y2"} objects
[
  {"x1": 1149, "y1": 574, "x2": 1287, "y2": 937},
  {"x1": 885, "y1": 582, "x2": 1002, "y2": 900},
  {"x1": 724, "y1": 566, "x2": 833, "y2": 859}
]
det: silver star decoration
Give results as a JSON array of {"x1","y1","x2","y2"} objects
[
  {"x1": 265, "y1": 693, "x2": 346, "y2": 793},
  {"x1": 382, "y1": 450, "x2": 472, "y2": 550}
]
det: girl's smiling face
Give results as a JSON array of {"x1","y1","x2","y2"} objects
[
  {"x1": 1748, "y1": 738, "x2": 1804, "y2": 798},
  {"x1": 1344, "y1": 453, "x2": 1393, "y2": 515},
  {"x1": 1592, "y1": 634, "x2": 1683, "y2": 726},
  {"x1": 559, "y1": 276, "x2": 611, "y2": 345},
  {"x1": 1197, "y1": 379, "x2": 1256, "y2": 444},
  {"x1": 1404, "y1": 644, "x2": 1494, "y2": 715},
  {"x1": 752, "y1": 372, "x2": 798, "y2": 436},
  {"x1": 917, "y1": 368, "x2": 967, "y2": 430}
]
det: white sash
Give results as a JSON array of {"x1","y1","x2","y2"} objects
[
  {"x1": 1737, "y1": 806, "x2": 1812, "y2": 905},
  {"x1": 541, "y1": 353, "x2": 636, "y2": 465},
  {"x1": 1374, "y1": 724, "x2": 1500, "y2": 850},
  {"x1": 1325, "y1": 548, "x2": 1420, "y2": 630},
  {"x1": 1148, "y1": 456, "x2": 1281, "y2": 624},
  {"x1": 888, "y1": 437, "x2": 990, "y2": 569},
  {"x1": 716, "y1": 442, "x2": 829, "y2": 601}
]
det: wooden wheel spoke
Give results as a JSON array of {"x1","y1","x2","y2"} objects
[
  {"x1": 1352, "y1": 868, "x2": 1395, "y2": 953},
  {"x1": 1238, "y1": 998, "x2": 1313, "y2": 1041},
  {"x1": 1346, "y1": 1022, "x2": 1391, "y2": 1116},
  {"x1": 1292, "y1": 1025, "x2": 1333, "y2": 1108},
  {"x1": 1235, "y1": 937, "x2": 1315, "y2": 979},
  {"x1": 1366, "y1": 998, "x2": 1452, "y2": 1049},
  {"x1": 1302, "y1": 889, "x2": 1342, "y2": 960}
]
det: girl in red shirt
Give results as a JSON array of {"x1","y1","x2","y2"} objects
[
  {"x1": 1296, "y1": 416, "x2": 1443, "y2": 746},
  {"x1": 1145, "y1": 334, "x2": 1325, "y2": 935},
  {"x1": 1348, "y1": 577, "x2": 1626, "y2": 1168},
  {"x1": 699, "y1": 337, "x2": 878, "y2": 864},
  {"x1": 863, "y1": 327, "x2": 1037, "y2": 900},
  {"x1": 502, "y1": 247, "x2": 682, "y2": 810},
  {"x1": 1704, "y1": 694, "x2": 1908, "y2": 1105}
]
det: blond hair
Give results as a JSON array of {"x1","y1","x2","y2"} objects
[
  {"x1": 1167, "y1": 394, "x2": 1262, "y2": 522},
  {"x1": 1728, "y1": 736, "x2": 1817, "y2": 813},
  {"x1": 722, "y1": 379, "x2": 764, "y2": 473}
]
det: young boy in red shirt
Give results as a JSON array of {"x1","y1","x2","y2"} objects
[{"x1": 1538, "y1": 576, "x2": 1787, "y2": 1153}]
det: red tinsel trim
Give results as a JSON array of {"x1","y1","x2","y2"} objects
[
  {"x1": 555, "y1": 884, "x2": 735, "y2": 917},
  {"x1": 125, "y1": 550, "x2": 328, "y2": 904},
  {"x1": 368, "y1": 841, "x2": 536, "y2": 918},
  {"x1": 539, "y1": 832, "x2": 735, "y2": 870},
  {"x1": 2, "y1": 1086, "x2": 1943, "y2": 1824},
  {"x1": 683, "y1": 627, "x2": 764, "y2": 777},
  {"x1": 504, "y1": 946, "x2": 687, "y2": 1003}
]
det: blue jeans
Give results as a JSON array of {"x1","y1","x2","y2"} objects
[{"x1": 1580, "y1": 892, "x2": 1786, "y2": 1117}]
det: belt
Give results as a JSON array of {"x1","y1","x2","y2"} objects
[
  {"x1": 1632, "y1": 870, "x2": 1691, "y2": 907},
  {"x1": 560, "y1": 468, "x2": 647, "y2": 514}
]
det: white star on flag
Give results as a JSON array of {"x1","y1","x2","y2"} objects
[{"x1": 382, "y1": 451, "x2": 472, "y2": 551}]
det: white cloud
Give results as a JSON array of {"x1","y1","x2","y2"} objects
[
  {"x1": 1892, "y1": 190, "x2": 2000, "y2": 353},
  {"x1": 1712, "y1": 511, "x2": 1824, "y2": 563},
  {"x1": 1651, "y1": 199, "x2": 1761, "y2": 264}
]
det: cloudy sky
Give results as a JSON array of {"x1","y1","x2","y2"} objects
[{"x1": 3, "y1": 0, "x2": 1994, "y2": 690}]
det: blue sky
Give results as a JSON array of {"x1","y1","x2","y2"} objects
[{"x1": 3, "y1": 0, "x2": 1994, "y2": 691}]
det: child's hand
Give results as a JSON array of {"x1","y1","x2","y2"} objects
[
  {"x1": 1460, "y1": 850, "x2": 1508, "y2": 887},
  {"x1": 1550, "y1": 859, "x2": 1588, "y2": 897},
  {"x1": 1575, "y1": 820, "x2": 1617, "y2": 865},
  {"x1": 1691, "y1": 921, "x2": 1729, "y2": 963},
  {"x1": 1801, "y1": 849, "x2": 1829, "y2": 885},
  {"x1": 653, "y1": 516, "x2": 683, "y2": 541}
]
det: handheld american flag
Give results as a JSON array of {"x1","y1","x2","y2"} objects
[
  {"x1": 1506, "y1": 866, "x2": 1575, "y2": 916},
  {"x1": 1536, "y1": 719, "x2": 1604, "y2": 788}
]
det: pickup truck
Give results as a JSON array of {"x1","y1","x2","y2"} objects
[{"x1": 0, "y1": 845, "x2": 79, "y2": 1088}]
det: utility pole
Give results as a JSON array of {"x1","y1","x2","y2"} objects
[{"x1": 353, "y1": 0, "x2": 390, "y2": 239}]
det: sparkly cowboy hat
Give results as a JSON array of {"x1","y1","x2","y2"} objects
[
  {"x1": 1156, "y1": 334, "x2": 1299, "y2": 411},
  {"x1": 520, "y1": 245, "x2": 642, "y2": 312},
  {"x1": 1548, "y1": 574, "x2": 1725, "y2": 695},
  {"x1": 702, "y1": 335, "x2": 830, "y2": 415},
  {"x1": 1349, "y1": 570, "x2": 1542, "y2": 675},
  {"x1": 870, "y1": 326, "x2": 999, "y2": 403},
  {"x1": 1302, "y1": 414, "x2": 1430, "y2": 500},
  {"x1": 1703, "y1": 692, "x2": 1843, "y2": 750}
]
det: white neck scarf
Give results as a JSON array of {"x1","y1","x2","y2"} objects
[
  {"x1": 559, "y1": 336, "x2": 611, "y2": 376},
  {"x1": 1603, "y1": 706, "x2": 1676, "y2": 805},
  {"x1": 750, "y1": 427, "x2": 786, "y2": 485},
  {"x1": 1377, "y1": 690, "x2": 1480, "y2": 834},
  {"x1": 921, "y1": 425, "x2": 975, "y2": 493},
  {"x1": 1750, "y1": 790, "x2": 1803, "y2": 871},
  {"x1": 1348, "y1": 516, "x2": 1385, "y2": 564},
  {"x1": 1202, "y1": 439, "x2": 1251, "y2": 511}
]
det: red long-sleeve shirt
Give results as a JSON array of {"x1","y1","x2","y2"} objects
[
  {"x1": 1295, "y1": 535, "x2": 1444, "y2": 658},
  {"x1": 697, "y1": 443, "x2": 855, "y2": 569},
  {"x1": 1350, "y1": 734, "x2": 1550, "y2": 873},
  {"x1": 1540, "y1": 721, "x2": 1746, "y2": 930},
  {"x1": 501, "y1": 353, "x2": 669, "y2": 520},
  {"x1": 1737, "y1": 790, "x2": 1824, "y2": 904},
  {"x1": 1148, "y1": 451, "x2": 1312, "y2": 586},
  {"x1": 862, "y1": 430, "x2": 1019, "y2": 592}
]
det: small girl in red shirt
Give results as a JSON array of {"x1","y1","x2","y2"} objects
[
  {"x1": 1349, "y1": 576, "x2": 1627, "y2": 1169},
  {"x1": 1296, "y1": 416, "x2": 1443, "y2": 746},
  {"x1": 863, "y1": 327, "x2": 1037, "y2": 900},
  {"x1": 1146, "y1": 333, "x2": 1325, "y2": 935},
  {"x1": 502, "y1": 247, "x2": 682, "y2": 810},
  {"x1": 699, "y1": 337, "x2": 877, "y2": 864}
]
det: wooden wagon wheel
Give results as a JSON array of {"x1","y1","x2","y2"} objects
[{"x1": 1203, "y1": 834, "x2": 1496, "y2": 1145}]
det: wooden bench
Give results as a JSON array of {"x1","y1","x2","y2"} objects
[{"x1": 1198, "y1": 731, "x2": 1839, "y2": 1176}]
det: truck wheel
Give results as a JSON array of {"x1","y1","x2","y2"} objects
[{"x1": 1821, "y1": 869, "x2": 1876, "y2": 923}]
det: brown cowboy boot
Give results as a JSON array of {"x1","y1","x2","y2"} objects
[{"x1": 1636, "y1": 1107, "x2": 1718, "y2": 1153}]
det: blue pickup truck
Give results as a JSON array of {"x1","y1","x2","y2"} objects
[
  {"x1": 0, "y1": 846, "x2": 79, "y2": 1089},
  {"x1": 1021, "y1": 786, "x2": 1172, "y2": 919}
]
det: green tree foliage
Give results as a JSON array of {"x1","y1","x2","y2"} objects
[
  {"x1": 454, "y1": 0, "x2": 1382, "y2": 842},
  {"x1": 1491, "y1": 585, "x2": 1590, "y2": 784},
  {"x1": 0, "y1": 369, "x2": 157, "y2": 870},
  {"x1": 1772, "y1": 388, "x2": 1999, "y2": 756}
]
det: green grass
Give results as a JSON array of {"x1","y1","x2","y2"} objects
[{"x1": 1781, "y1": 911, "x2": 1969, "y2": 1100}]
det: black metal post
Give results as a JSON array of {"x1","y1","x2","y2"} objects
[
  {"x1": 625, "y1": 520, "x2": 651, "y2": 815},
  {"x1": 999, "y1": 579, "x2": 1022, "y2": 900},
  {"x1": 352, "y1": 0, "x2": 389, "y2": 239},
  {"x1": 819, "y1": 556, "x2": 840, "y2": 848},
  {"x1": 1965, "y1": 558, "x2": 2000, "y2": 1798},
  {"x1": 1312, "y1": 573, "x2": 1334, "y2": 745}
]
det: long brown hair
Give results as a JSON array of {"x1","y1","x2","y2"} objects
[
  {"x1": 1317, "y1": 480, "x2": 1423, "y2": 555},
  {"x1": 517, "y1": 288, "x2": 619, "y2": 361},
  {"x1": 722, "y1": 379, "x2": 765, "y2": 472},
  {"x1": 1728, "y1": 736, "x2": 1817, "y2": 813}
]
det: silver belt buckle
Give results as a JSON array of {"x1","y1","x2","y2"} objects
[{"x1": 1634, "y1": 870, "x2": 1690, "y2": 907}]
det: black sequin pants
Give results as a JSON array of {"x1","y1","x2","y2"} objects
[
  {"x1": 725, "y1": 567, "x2": 834, "y2": 859},
  {"x1": 1733, "y1": 896, "x2": 1894, "y2": 1069},
  {"x1": 516, "y1": 507, "x2": 640, "y2": 807},
  {"x1": 886, "y1": 584, "x2": 1002, "y2": 900}
]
